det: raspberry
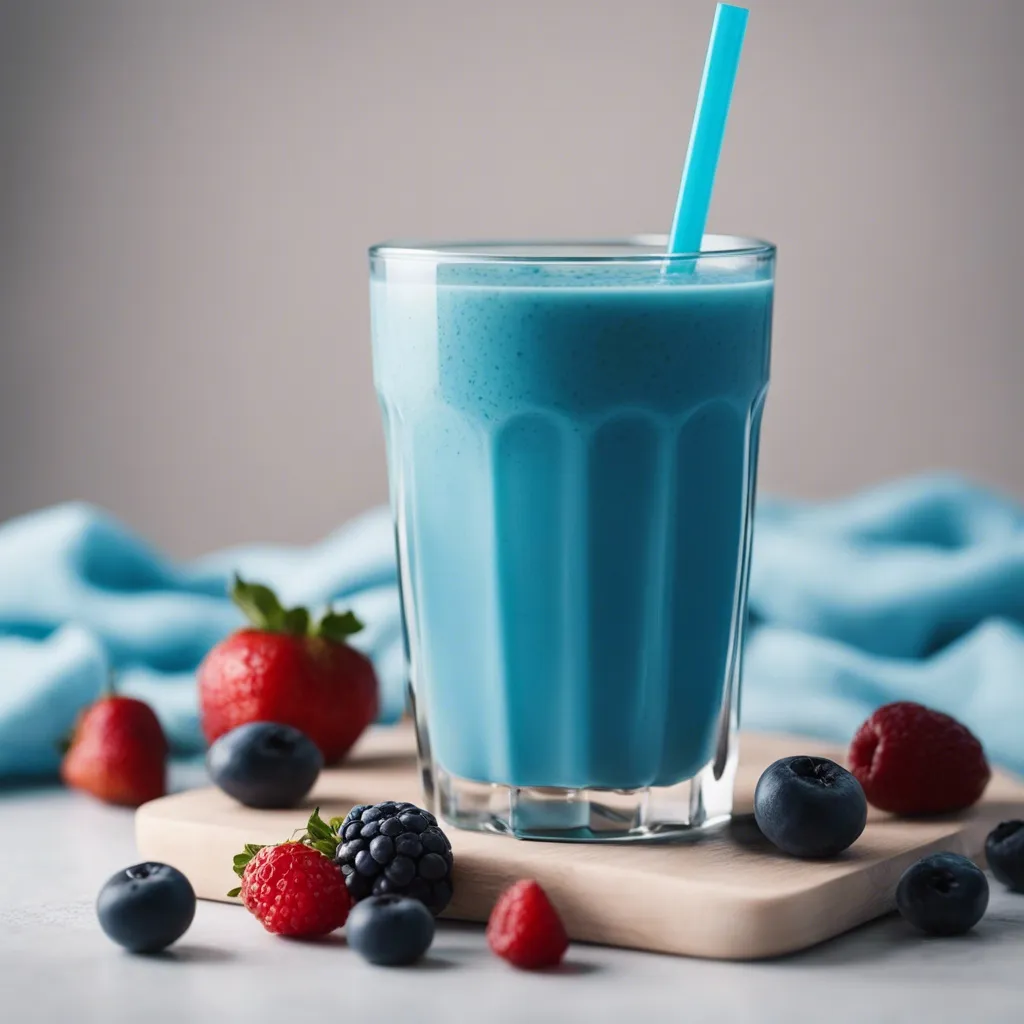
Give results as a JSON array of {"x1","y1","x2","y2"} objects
[
  {"x1": 335, "y1": 801, "x2": 453, "y2": 916},
  {"x1": 235, "y1": 843, "x2": 350, "y2": 936},
  {"x1": 848, "y1": 701, "x2": 990, "y2": 816},
  {"x1": 486, "y1": 879, "x2": 569, "y2": 969}
]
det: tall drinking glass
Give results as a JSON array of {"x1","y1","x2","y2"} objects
[{"x1": 370, "y1": 236, "x2": 774, "y2": 841}]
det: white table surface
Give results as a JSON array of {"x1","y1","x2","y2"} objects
[{"x1": 3, "y1": 764, "x2": 1022, "y2": 1024}]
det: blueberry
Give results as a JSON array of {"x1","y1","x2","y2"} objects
[
  {"x1": 753, "y1": 755, "x2": 867, "y2": 858},
  {"x1": 206, "y1": 722, "x2": 322, "y2": 809},
  {"x1": 346, "y1": 895, "x2": 435, "y2": 966},
  {"x1": 986, "y1": 820, "x2": 1024, "y2": 892},
  {"x1": 97, "y1": 862, "x2": 196, "y2": 953},
  {"x1": 896, "y1": 852, "x2": 989, "y2": 935}
]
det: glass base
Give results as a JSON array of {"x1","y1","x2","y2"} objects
[
  {"x1": 422, "y1": 754, "x2": 738, "y2": 844},
  {"x1": 407, "y1": 653, "x2": 742, "y2": 842}
]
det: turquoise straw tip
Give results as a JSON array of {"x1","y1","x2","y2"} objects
[{"x1": 668, "y1": 3, "x2": 749, "y2": 256}]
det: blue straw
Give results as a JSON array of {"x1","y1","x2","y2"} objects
[{"x1": 667, "y1": 4, "x2": 749, "y2": 255}]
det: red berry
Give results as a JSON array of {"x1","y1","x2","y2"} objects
[
  {"x1": 238, "y1": 843, "x2": 350, "y2": 937},
  {"x1": 848, "y1": 701, "x2": 990, "y2": 816},
  {"x1": 198, "y1": 577, "x2": 378, "y2": 764},
  {"x1": 61, "y1": 696, "x2": 167, "y2": 807},
  {"x1": 487, "y1": 879, "x2": 569, "y2": 969}
]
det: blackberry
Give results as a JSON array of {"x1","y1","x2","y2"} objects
[{"x1": 335, "y1": 801, "x2": 453, "y2": 915}]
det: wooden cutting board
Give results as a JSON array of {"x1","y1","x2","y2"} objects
[{"x1": 136, "y1": 724, "x2": 1024, "y2": 960}]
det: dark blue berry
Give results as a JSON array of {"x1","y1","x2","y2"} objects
[
  {"x1": 896, "y1": 852, "x2": 989, "y2": 935},
  {"x1": 422, "y1": 831, "x2": 447, "y2": 854},
  {"x1": 346, "y1": 895, "x2": 435, "y2": 966},
  {"x1": 355, "y1": 850, "x2": 380, "y2": 876},
  {"x1": 418, "y1": 853, "x2": 447, "y2": 881},
  {"x1": 206, "y1": 722, "x2": 322, "y2": 809},
  {"x1": 395, "y1": 833, "x2": 422, "y2": 857},
  {"x1": 335, "y1": 801, "x2": 453, "y2": 915},
  {"x1": 407, "y1": 879, "x2": 431, "y2": 904},
  {"x1": 433, "y1": 880, "x2": 453, "y2": 910},
  {"x1": 97, "y1": 863, "x2": 196, "y2": 953},
  {"x1": 754, "y1": 755, "x2": 867, "y2": 859},
  {"x1": 370, "y1": 836, "x2": 394, "y2": 863},
  {"x1": 386, "y1": 856, "x2": 416, "y2": 886},
  {"x1": 342, "y1": 865, "x2": 373, "y2": 901},
  {"x1": 400, "y1": 812, "x2": 429, "y2": 833},
  {"x1": 986, "y1": 820, "x2": 1024, "y2": 892}
]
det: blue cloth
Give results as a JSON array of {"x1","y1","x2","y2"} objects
[
  {"x1": 1, "y1": 474, "x2": 1021, "y2": 781},
  {"x1": 0, "y1": 504, "x2": 403, "y2": 778},
  {"x1": 743, "y1": 475, "x2": 1024, "y2": 773}
]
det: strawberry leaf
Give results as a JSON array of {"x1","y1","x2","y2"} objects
[
  {"x1": 300, "y1": 807, "x2": 340, "y2": 859},
  {"x1": 318, "y1": 610, "x2": 363, "y2": 645},
  {"x1": 304, "y1": 807, "x2": 336, "y2": 842},
  {"x1": 282, "y1": 607, "x2": 310, "y2": 636},
  {"x1": 231, "y1": 576, "x2": 286, "y2": 632},
  {"x1": 230, "y1": 575, "x2": 363, "y2": 644},
  {"x1": 226, "y1": 887, "x2": 242, "y2": 898},
  {"x1": 231, "y1": 842, "x2": 266, "y2": 879}
]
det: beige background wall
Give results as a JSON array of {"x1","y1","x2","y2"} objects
[{"x1": 2, "y1": 0, "x2": 1022, "y2": 556}]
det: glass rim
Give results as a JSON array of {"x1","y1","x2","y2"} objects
[{"x1": 368, "y1": 234, "x2": 775, "y2": 264}]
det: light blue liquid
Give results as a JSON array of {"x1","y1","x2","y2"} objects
[{"x1": 372, "y1": 261, "x2": 772, "y2": 791}]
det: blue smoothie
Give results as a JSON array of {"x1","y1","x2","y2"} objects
[{"x1": 372, "y1": 257, "x2": 772, "y2": 791}]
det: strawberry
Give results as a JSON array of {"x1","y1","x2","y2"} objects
[
  {"x1": 848, "y1": 701, "x2": 991, "y2": 816},
  {"x1": 61, "y1": 695, "x2": 167, "y2": 807},
  {"x1": 229, "y1": 809, "x2": 350, "y2": 937},
  {"x1": 486, "y1": 879, "x2": 569, "y2": 969},
  {"x1": 198, "y1": 577, "x2": 379, "y2": 764}
]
